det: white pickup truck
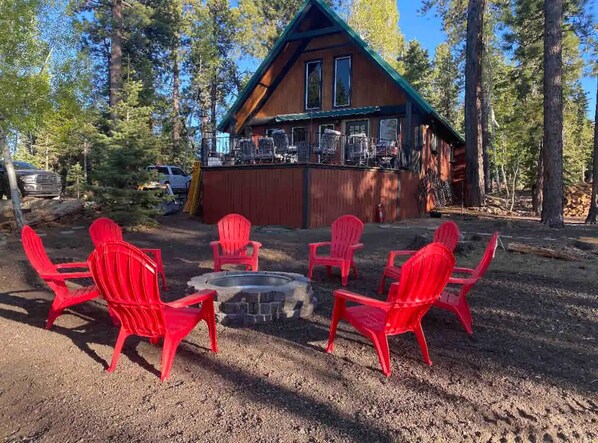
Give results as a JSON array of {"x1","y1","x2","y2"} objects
[{"x1": 146, "y1": 165, "x2": 191, "y2": 193}]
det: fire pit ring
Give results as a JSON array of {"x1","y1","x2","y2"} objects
[{"x1": 188, "y1": 271, "x2": 316, "y2": 326}]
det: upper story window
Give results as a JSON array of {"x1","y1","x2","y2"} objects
[
  {"x1": 334, "y1": 56, "x2": 351, "y2": 107},
  {"x1": 305, "y1": 60, "x2": 322, "y2": 110}
]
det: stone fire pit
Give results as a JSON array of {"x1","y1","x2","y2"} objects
[{"x1": 188, "y1": 271, "x2": 316, "y2": 326}]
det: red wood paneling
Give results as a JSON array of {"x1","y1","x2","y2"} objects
[
  {"x1": 398, "y1": 172, "x2": 421, "y2": 219},
  {"x1": 308, "y1": 167, "x2": 404, "y2": 227},
  {"x1": 203, "y1": 166, "x2": 305, "y2": 228}
]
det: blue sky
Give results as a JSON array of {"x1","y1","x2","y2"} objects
[{"x1": 397, "y1": 1, "x2": 596, "y2": 118}]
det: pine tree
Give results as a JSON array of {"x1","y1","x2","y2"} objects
[
  {"x1": 402, "y1": 41, "x2": 434, "y2": 101},
  {"x1": 431, "y1": 42, "x2": 461, "y2": 125}
]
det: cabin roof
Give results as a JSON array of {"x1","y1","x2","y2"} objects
[{"x1": 218, "y1": 0, "x2": 464, "y2": 145}]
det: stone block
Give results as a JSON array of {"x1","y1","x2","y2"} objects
[
  {"x1": 217, "y1": 313, "x2": 244, "y2": 326},
  {"x1": 244, "y1": 314, "x2": 272, "y2": 325}
]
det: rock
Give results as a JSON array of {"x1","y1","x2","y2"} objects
[{"x1": 574, "y1": 237, "x2": 598, "y2": 253}]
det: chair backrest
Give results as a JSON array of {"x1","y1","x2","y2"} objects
[
  {"x1": 322, "y1": 130, "x2": 340, "y2": 153},
  {"x1": 217, "y1": 213, "x2": 252, "y2": 255},
  {"x1": 21, "y1": 225, "x2": 57, "y2": 276},
  {"x1": 239, "y1": 139, "x2": 256, "y2": 157},
  {"x1": 455, "y1": 232, "x2": 500, "y2": 298},
  {"x1": 385, "y1": 242, "x2": 455, "y2": 333},
  {"x1": 258, "y1": 137, "x2": 275, "y2": 155},
  {"x1": 88, "y1": 241, "x2": 165, "y2": 337},
  {"x1": 89, "y1": 217, "x2": 124, "y2": 247},
  {"x1": 330, "y1": 215, "x2": 364, "y2": 258},
  {"x1": 272, "y1": 131, "x2": 289, "y2": 153},
  {"x1": 433, "y1": 221, "x2": 460, "y2": 251}
]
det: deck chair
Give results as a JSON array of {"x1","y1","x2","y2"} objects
[
  {"x1": 89, "y1": 217, "x2": 168, "y2": 290},
  {"x1": 308, "y1": 214, "x2": 364, "y2": 286},
  {"x1": 88, "y1": 241, "x2": 217, "y2": 381},
  {"x1": 378, "y1": 220, "x2": 459, "y2": 294},
  {"x1": 434, "y1": 232, "x2": 499, "y2": 334},
  {"x1": 21, "y1": 225, "x2": 100, "y2": 329},
  {"x1": 211, "y1": 213, "x2": 261, "y2": 271},
  {"x1": 326, "y1": 243, "x2": 455, "y2": 376}
]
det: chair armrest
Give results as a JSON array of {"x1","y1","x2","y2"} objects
[
  {"x1": 448, "y1": 276, "x2": 479, "y2": 286},
  {"x1": 248, "y1": 241, "x2": 262, "y2": 256},
  {"x1": 333, "y1": 289, "x2": 390, "y2": 310},
  {"x1": 41, "y1": 271, "x2": 93, "y2": 281},
  {"x1": 387, "y1": 250, "x2": 417, "y2": 266},
  {"x1": 165, "y1": 290, "x2": 216, "y2": 309},
  {"x1": 55, "y1": 262, "x2": 89, "y2": 270},
  {"x1": 210, "y1": 241, "x2": 221, "y2": 253},
  {"x1": 309, "y1": 241, "x2": 331, "y2": 253},
  {"x1": 349, "y1": 243, "x2": 364, "y2": 250},
  {"x1": 453, "y1": 267, "x2": 474, "y2": 274}
]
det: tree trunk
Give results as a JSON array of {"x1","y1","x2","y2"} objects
[
  {"x1": 532, "y1": 139, "x2": 544, "y2": 216},
  {"x1": 464, "y1": 0, "x2": 486, "y2": 207},
  {"x1": 585, "y1": 76, "x2": 598, "y2": 224},
  {"x1": 1, "y1": 135, "x2": 25, "y2": 230},
  {"x1": 541, "y1": 0, "x2": 564, "y2": 228},
  {"x1": 109, "y1": 0, "x2": 123, "y2": 122},
  {"x1": 210, "y1": 79, "x2": 217, "y2": 153},
  {"x1": 172, "y1": 44, "x2": 181, "y2": 162}
]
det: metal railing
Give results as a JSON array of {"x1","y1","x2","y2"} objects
[{"x1": 200, "y1": 132, "x2": 421, "y2": 171}]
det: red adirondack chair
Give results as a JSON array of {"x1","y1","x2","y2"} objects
[
  {"x1": 434, "y1": 232, "x2": 499, "y2": 335},
  {"x1": 89, "y1": 217, "x2": 168, "y2": 290},
  {"x1": 88, "y1": 241, "x2": 218, "y2": 381},
  {"x1": 308, "y1": 215, "x2": 364, "y2": 286},
  {"x1": 21, "y1": 225, "x2": 100, "y2": 329},
  {"x1": 326, "y1": 243, "x2": 456, "y2": 376},
  {"x1": 211, "y1": 214, "x2": 261, "y2": 271},
  {"x1": 377, "y1": 220, "x2": 459, "y2": 294}
]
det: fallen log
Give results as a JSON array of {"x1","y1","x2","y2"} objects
[
  {"x1": 574, "y1": 237, "x2": 598, "y2": 254},
  {"x1": 25, "y1": 199, "x2": 83, "y2": 227},
  {"x1": 507, "y1": 242, "x2": 582, "y2": 261}
]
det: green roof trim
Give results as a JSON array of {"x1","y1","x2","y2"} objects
[
  {"x1": 218, "y1": 0, "x2": 464, "y2": 145},
  {"x1": 275, "y1": 106, "x2": 380, "y2": 122}
]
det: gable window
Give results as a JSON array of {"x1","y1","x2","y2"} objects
[
  {"x1": 430, "y1": 132, "x2": 438, "y2": 154},
  {"x1": 334, "y1": 56, "x2": 351, "y2": 107},
  {"x1": 305, "y1": 60, "x2": 322, "y2": 110}
]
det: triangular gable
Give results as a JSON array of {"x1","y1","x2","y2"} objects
[{"x1": 218, "y1": 0, "x2": 464, "y2": 145}]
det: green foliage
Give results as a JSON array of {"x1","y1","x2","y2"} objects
[
  {"x1": 347, "y1": 0, "x2": 405, "y2": 71},
  {"x1": 431, "y1": 42, "x2": 461, "y2": 126},
  {"x1": 402, "y1": 40, "x2": 434, "y2": 101},
  {"x1": 66, "y1": 162, "x2": 84, "y2": 198},
  {"x1": 90, "y1": 80, "x2": 162, "y2": 226}
]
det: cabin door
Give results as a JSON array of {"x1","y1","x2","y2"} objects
[{"x1": 344, "y1": 120, "x2": 369, "y2": 136}]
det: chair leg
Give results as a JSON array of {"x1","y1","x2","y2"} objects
[
  {"x1": 414, "y1": 323, "x2": 432, "y2": 366},
  {"x1": 341, "y1": 263, "x2": 350, "y2": 286},
  {"x1": 108, "y1": 328, "x2": 129, "y2": 373},
  {"x1": 455, "y1": 298, "x2": 473, "y2": 335},
  {"x1": 158, "y1": 263, "x2": 168, "y2": 291},
  {"x1": 351, "y1": 261, "x2": 358, "y2": 278},
  {"x1": 308, "y1": 261, "x2": 315, "y2": 280},
  {"x1": 377, "y1": 273, "x2": 386, "y2": 295},
  {"x1": 45, "y1": 301, "x2": 64, "y2": 330},
  {"x1": 325, "y1": 299, "x2": 344, "y2": 353},
  {"x1": 372, "y1": 332, "x2": 392, "y2": 377},
  {"x1": 252, "y1": 258, "x2": 259, "y2": 272},
  {"x1": 160, "y1": 336, "x2": 183, "y2": 381},
  {"x1": 213, "y1": 259, "x2": 221, "y2": 272},
  {"x1": 203, "y1": 300, "x2": 218, "y2": 353}
]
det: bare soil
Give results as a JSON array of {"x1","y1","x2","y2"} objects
[{"x1": 0, "y1": 213, "x2": 596, "y2": 442}]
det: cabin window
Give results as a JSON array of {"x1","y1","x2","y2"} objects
[
  {"x1": 345, "y1": 120, "x2": 369, "y2": 136},
  {"x1": 415, "y1": 124, "x2": 424, "y2": 150},
  {"x1": 430, "y1": 132, "x2": 438, "y2": 154},
  {"x1": 305, "y1": 60, "x2": 322, "y2": 110},
  {"x1": 379, "y1": 118, "x2": 399, "y2": 142},
  {"x1": 334, "y1": 56, "x2": 351, "y2": 107},
  {"x1": 292, "y1": 127, "x2": 306, "y2": 144}
]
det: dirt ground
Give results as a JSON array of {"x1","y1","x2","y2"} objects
[{"x1": 0, "y1": 212, "x2": 596, "y2": 442}]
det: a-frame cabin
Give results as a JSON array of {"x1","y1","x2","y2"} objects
[{"x1": 202, "y1": 0, "x2": 466, "y2": 228}]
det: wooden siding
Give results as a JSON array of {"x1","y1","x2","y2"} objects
[
  {"x1": 308, "y1": 168, "x2": 399, "y2": 227},
  {"x1": 255, "y1": 33, "x2": 406, "y2": 119},
  {"x1": 202, "y1": 166, "x2": 305, "y2": 228}
]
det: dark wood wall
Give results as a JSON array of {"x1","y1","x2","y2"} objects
[
  {"x1": 202, "y1": 166, "x2": 305, "y2": 227},
  {"x1": 202, "y1": 165, "x2": 421, "y2": 228}
]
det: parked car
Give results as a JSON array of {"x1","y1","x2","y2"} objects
[
  {"x1": 0, "y1": 160, "x2": 62, "y2": 199},
  {"x1": 146, "y1": 165, "x2": 191, "y2": 193}
]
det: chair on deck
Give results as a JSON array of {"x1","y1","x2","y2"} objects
[
  {"x1": 211, "y1": 213, "x2": 262, "y2": 271},
  {"x1": 434, "y1": 232, "x2": 499, "y2": 335},
  {"x1": 378, "y1": 220, "x2": 459, "y2": 294},
  {"x1": 346, "y1": 133, "x2": 370, "y2": 165},
  {"x1": 308, "y1": 215, "x2": 364, "y2": 286},
  {"x1": 21, "y1": 225, "x2": 101, "y2": 330},
  {"x1": 238, "y1": 138, "x2": 257, "y2": 164},
  {"x1": 375, "y1": 140, "x2": 398, "y2": 168},
  {"x1": 272, "y1": 130, "x2": 292, "y2": 162},
  {"x1": 316, "y1": 129, "x2": 341, "y2": 164},
  {"x1": 89, "y1": 217, "x2": 168, "y2": 290},
  {"x1": 325, "y1": 243, "x2": 455, "y2": 376},
  {"x1": 256, "y1": 137, "x2": 276, "y2": 163},
  {"x1": 88, "y1": 241, "x2": 217, "y2": 381}
]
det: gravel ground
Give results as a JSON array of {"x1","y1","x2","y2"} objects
[{"x1": 0, "y1": 213, "x2": 596, "y2": 442}]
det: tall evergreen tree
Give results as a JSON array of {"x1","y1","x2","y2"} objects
[
  {"x1": 402, "y1": 40, "x2": 433, "y2": 100},
  {"x1": 586, "y1": 76, "x2": 598, "y2": 224},
  {"x1": 431, "y1": 42, "x2": 461, "y2": 125},
  {"x1": 541, "y1": 0, "x2": 564, "y2": 227},
  {"x1": 464, "y1": 0, "x2": 486, "y2": 206}
]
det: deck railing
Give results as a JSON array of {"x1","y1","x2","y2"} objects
[{"x1": 200, "y1": 132, "x2": 420, "y2": 171}]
